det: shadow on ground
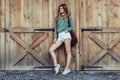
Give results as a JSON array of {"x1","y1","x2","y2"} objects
[{"x1": 0, "y1": 70, "x2": 120, "y2": 80}]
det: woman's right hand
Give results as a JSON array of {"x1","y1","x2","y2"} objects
[{"x1": 54, "y1": 39, "x2": 57, "y2": 43}]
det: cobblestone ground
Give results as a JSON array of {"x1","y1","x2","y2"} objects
[{"x1": 0, "y1": 70, "x2": 120, "y2": 80}]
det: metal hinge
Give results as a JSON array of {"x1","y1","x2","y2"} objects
[
  {"x1": 4, "y1": 28, "x2": 9, "y2": 32},
  {"x1": 34, "y1": 28, "x2": 54, "y2": 31},
  {"x1": 34, "y1": 66, "x2": 54, "y2": 69},
  {"x1": 82, "y1": 28, "x2": 102, "y2": 32},
  {"x1": 81, "y1": 66, "x2": 103, "y2": 70}
]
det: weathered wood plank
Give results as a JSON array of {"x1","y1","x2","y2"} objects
[
  {"x1": 109, "y1": 35, "x2": 120, "y2": 49},
  {"x1": 48, "y1": 0, "x2": 54, "y2": 65},
  {"x1": 88, "y1": 50, "x2": 107, "y2": 65},
  {"x1": 42, "y1": 0, "x2": 49, "y2": 28},
  {"x1": 82, "y1": 0, "x2": 88, "y2": 66},
  {"x1": 10, "y1": 33, "x2": 48, "y2": 65},
  {"x1": 0, "y1": 28, "x2": 4, "y2": 32},
  {"x1": 78, "y1": 0, "x2": 83, "y2": 70},
  {"x1": 5, "y1": 0, "x2": 10, "y2": 70},
  {"x1": 0, "y1": 0, "x2": 5, "y2": 70},
  {"x1": 87, "y1": 32, "x2": 120, "y2": 65},
  {"x1": 108, "y1": 50, "x2": 120, "y2": 63},
  {"x1": 109, "y1": 0, "x2": 120, "y2": 28},
  {"x1": 13, "y1": 33, "x2": 48, "y2": 65},
  {"x1": 74, "y1": 0, "x2": 80, "y2": 70},
  {"x1": 86, "y1": 32, "x2": 108, "y2": 49}
]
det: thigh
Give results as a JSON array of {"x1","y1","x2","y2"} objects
[
  {"x1": 64, "y1": 39, "x2": 71, "y2": 51},
  {"x1": 50, "y1": 40, "x2": 63, "y2": 51}
]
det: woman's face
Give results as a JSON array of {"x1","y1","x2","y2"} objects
[{"x1": 60, "y1": 6, "x2": 64, "y2": 14}]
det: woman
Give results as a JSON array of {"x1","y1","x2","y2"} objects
[{"x1": 49, "y1": 3, "x2": 73, "y2": 75}]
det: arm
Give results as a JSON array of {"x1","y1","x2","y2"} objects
[
  {"x1": 54, "y1": 21, "x2": 58, "y2": 39},
  {"x1": 66, "y1": 16, "x2": 73, "y2": 32}
]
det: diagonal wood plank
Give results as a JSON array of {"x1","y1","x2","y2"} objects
[
  {"x1": 13, "y1": 33, "x2": 48, "y2": 66},
  {"x1": 86, "y1": 32, "x2": 108, "y2": 49},
  {"x1": 30, "y1": 33, "x2": 48, "y2": 48},
  {"x1": 86, "y1": 32, "x2": 108, "y2": 65},
  {"x1": 88, "y1": 50, "x2": 107, "y2": 65},
  {"x1": 10, "y1": 33, "x2": 48, "y2": 65},
  {"x1": 108, "y1": 35, "x2": 120, "y2": 49},
  {"x1": 13, "y1": 53, "x2": 28, "y2": 66},
  {"x1": 108, "y1": 50, "x2": 120, "y2": 63},
  {"x1": 86, "y1": 32, "x2": 120, "y2": 65}
]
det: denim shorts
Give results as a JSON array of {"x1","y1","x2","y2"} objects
[{"x1": 58, "y1": 31, "x2": 71, "y2": 42}]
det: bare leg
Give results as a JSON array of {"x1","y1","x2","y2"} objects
[
  {"x1": 49, "y1": 40, "x2": 62, "y2": 66},
  {"x1": 64, "y1": 39, "x2": 72, "y2": 69}
]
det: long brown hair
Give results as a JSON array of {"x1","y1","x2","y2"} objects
[{"x1": 55, "y1": 3, "x2": 70, "y2": 21}]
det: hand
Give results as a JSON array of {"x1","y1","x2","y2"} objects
[
  {"x1": 64, "y1": 30, "x2": 68, "y2": 33},
  {"x1": 54, "y1": 39, "x2": 57, "y2": 43}
]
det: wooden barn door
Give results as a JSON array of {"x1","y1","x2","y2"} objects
[
  {"x1": 2, "y1": 0, "x2": 81, "y2": 70},
  {"x1": 5, "y1": 0, "x2": 53, "y2": 70},
  {"x1": 4, "y1": 0, "x2": 80, "y2": 70},
  {"x1": 81, "y1": 0, "x2": 120, "y2": 70}
]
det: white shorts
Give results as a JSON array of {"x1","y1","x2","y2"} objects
[{"x1": 57, "y1": 32, "x2": 71, "y2": 42}]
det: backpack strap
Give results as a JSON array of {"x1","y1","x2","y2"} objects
[
  {"x1": 68, "y1": 16, "x2": 71, "y2": 28},
  {"x1": 56, "y1": 20, "x2": 58, "y2": 32}
]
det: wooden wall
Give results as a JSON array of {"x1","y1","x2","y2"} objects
[
  {"x1": 81, "y1": 0, "x2": 120, "y2": 70},
  {"x1": 0, "y1": 0, "x2": 120, "y2": 70},
  {"x1": 0, "y1": 0, "x2": 80, "y2": 70}
]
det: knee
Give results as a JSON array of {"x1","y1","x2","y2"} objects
[
  {"x1": 49, "y1": 48, "x2": 54, "y2": 54},
  {"x1": 65, "y1": 49, "x2": 71, "y2": 55}
]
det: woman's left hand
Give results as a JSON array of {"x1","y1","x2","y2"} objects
[{"x1": 64, "y1": 30, "x2": 68, "y2": 33}]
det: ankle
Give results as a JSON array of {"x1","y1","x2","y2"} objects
[
  {"x1": 54, "y1": 64, "x2": 57, "y2": 66},
  {"x1": 54, "y1": 64, "x2": 60, "y2": 67},
  {"x1": 65, "y1": 67, "x2": 70, "y2": 70}
]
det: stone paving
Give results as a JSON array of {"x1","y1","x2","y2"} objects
[{"x1": 0, "y1": 70, "x2": 120, "y2": 80}]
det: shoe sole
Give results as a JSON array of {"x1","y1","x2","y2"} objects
[{"x1": 62, "y1": 71, "x2": 71, "y2": 75}]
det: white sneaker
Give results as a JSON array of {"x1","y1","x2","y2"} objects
[
  {"x1": 62, "y1": 68, "x2": 71, "y2": 75},
  {"x1": 54, "y1": 64, "x2": 60, "y2": 74}
]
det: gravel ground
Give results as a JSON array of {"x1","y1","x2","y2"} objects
[{"x1": 0, "y1": 70, "x2": 120, "y2": 80}]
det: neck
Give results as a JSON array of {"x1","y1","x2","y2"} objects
[
  {"x1": 61, "y1": 13, "x2": 67, "y2": 17},
  {"x1": 61, "y1": 13, "x2": 64, "y2": 16}
]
